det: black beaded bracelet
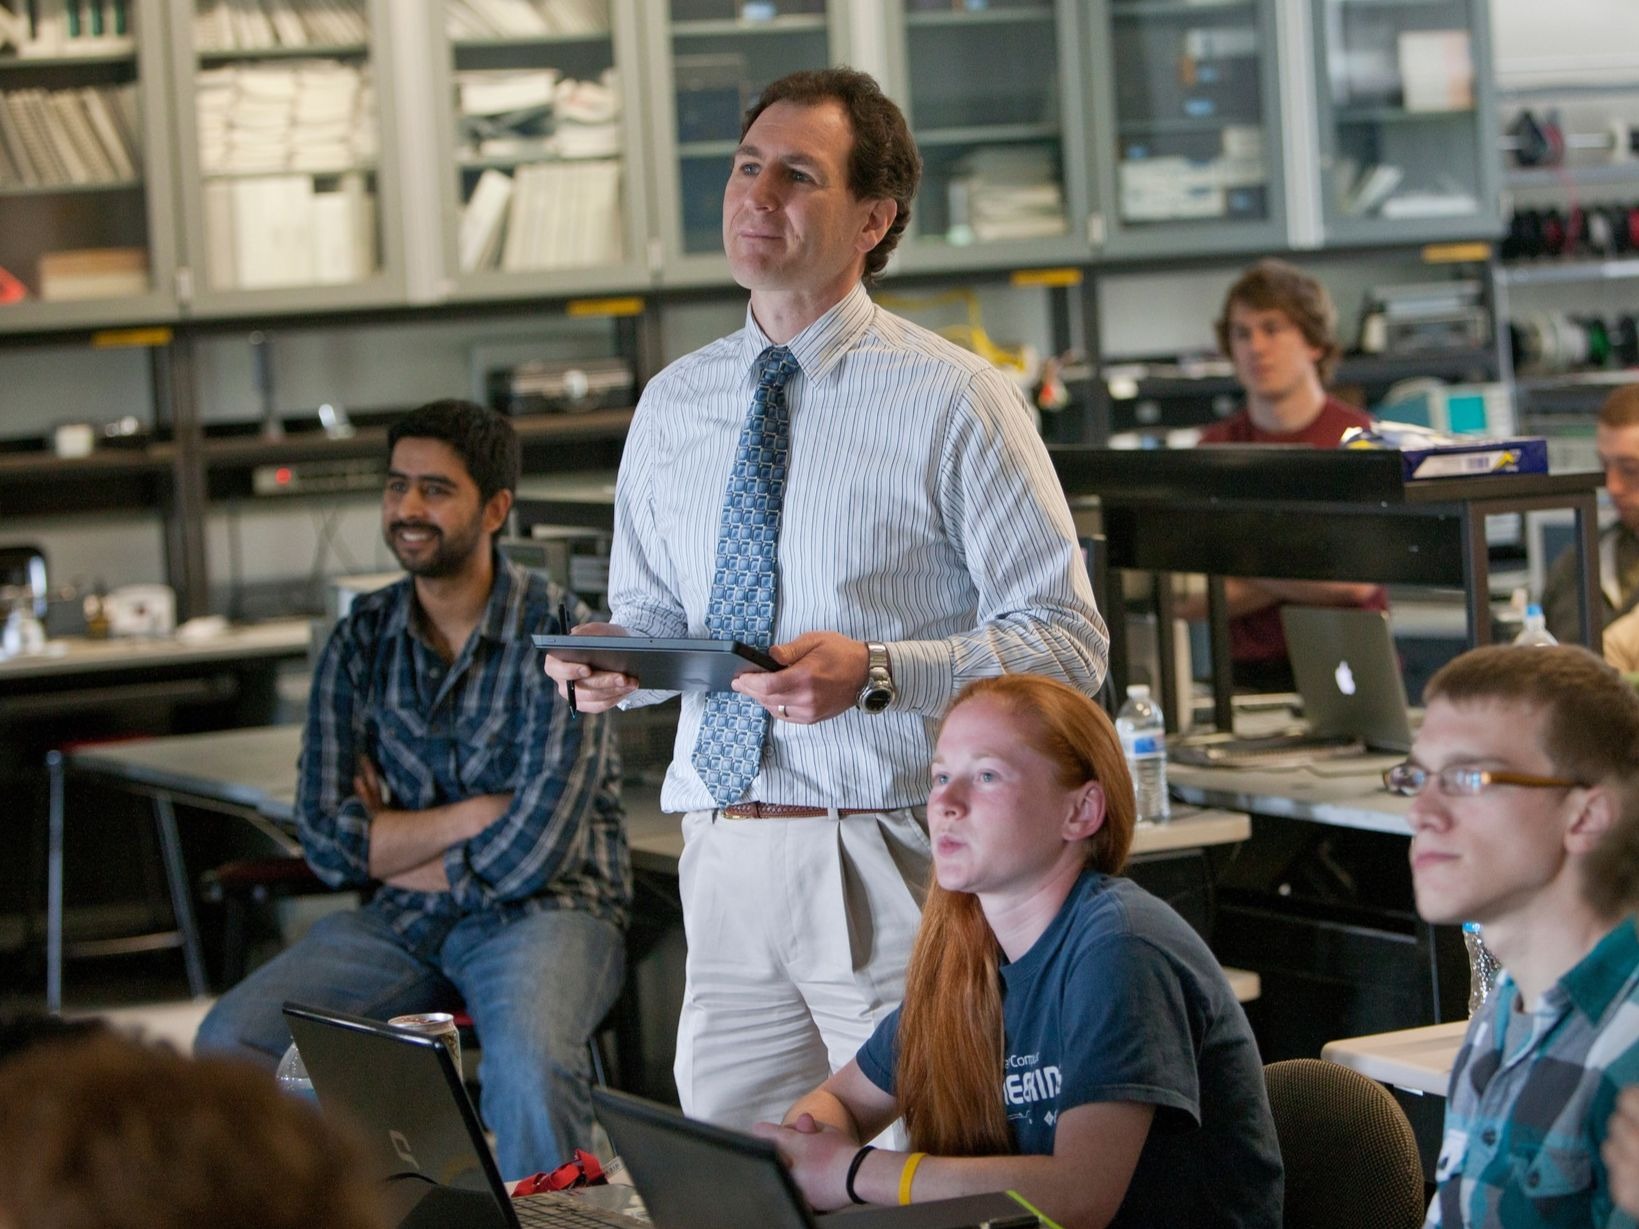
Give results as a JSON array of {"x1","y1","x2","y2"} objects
[{"x1": 845, "y1": 1144, "x2": 877, "y2": 1205}]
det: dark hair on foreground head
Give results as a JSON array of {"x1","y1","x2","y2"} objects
[
  {"x1": 742, "y1": 67, "x2": 922, "y2": 286},
  {"x1": 896, "y1": 674, "x2": 1136, "y2": 1157},
  {"x1": 0, "y1": 1034, "x2": 389, "y2": 1229},
  {"x1": 0, "y1": 1011, "x2": 109, "y2": 1066},
  {"x1": 387, "y1": 398, "x2": 520, "y2": 504},
  {"x1": 1215, "y1": 257, "x2": 1342, "y2": 385},
  {"x1": 1423, "y1": 643, "x2": 1639, "y2": 917}
]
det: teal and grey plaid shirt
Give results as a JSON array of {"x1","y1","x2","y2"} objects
[
  {"x1": 296, "y1": 553, "x2": 630, "y2": 955},
  {"x1": 1427, "y1": 919, "x2": 1639, "y2": 1229}
]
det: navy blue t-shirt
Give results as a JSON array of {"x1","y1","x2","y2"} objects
[{"x1": 856, "y1": 872, "x2": 1282, "y2": 1227}]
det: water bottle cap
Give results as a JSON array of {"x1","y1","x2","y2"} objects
[
  {"x1": 1126, "y1": 684, "x2": 1150, "y2": 699},
  {"x1": 1525, "y1": 603, "x2": 1544, "y2": 619}
]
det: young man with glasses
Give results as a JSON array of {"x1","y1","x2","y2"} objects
[{"x1": 1384, "y1": 643, "x2": 1639, "y2": 1227}]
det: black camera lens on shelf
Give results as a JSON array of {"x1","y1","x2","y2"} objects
[
  {"x1": 1503, "y1": 210, "x2": 1529, "y2": 261},
  {"x1": 1515, "y1": 209, "x2": 1544, "y2": 259},
  {"x1": 1615, "y1": 316, "x2": 1639, "y2": 368}
]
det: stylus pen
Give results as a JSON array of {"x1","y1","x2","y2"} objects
[{"x1": 558, "y1": 601, "x2": 578, "y2": 720}]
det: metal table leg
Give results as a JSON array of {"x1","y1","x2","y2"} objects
[
  {"x1": 46, "y1": 749, "x2": 63, "y2": 1014},
  {"x1": 153, "y1": 794, "x2": 208, "y2": 1000}
]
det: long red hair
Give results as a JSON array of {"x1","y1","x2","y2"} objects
[{"x1": 895, "y1": 675, "x2": 1136, "y2": 1155}]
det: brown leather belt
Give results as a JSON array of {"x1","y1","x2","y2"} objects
[{"x1": 720, "y1": 803, "x2": 886, "y2": 819}]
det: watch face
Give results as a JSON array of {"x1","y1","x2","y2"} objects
[{"x1": 860, "y1": 686, "x2": 893, "y2": 714}]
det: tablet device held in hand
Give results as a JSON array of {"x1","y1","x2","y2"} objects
[{"x1": 531, "y1": 634, "x2": 780, "y2": 693}]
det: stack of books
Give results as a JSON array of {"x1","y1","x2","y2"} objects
[
  {"x1": 0, "y1": 83, "x2": 140, "y2": 187},
  {"x1": 456, "y1": 67, "x2": 624, "y2": 274},
  {"x1": 444, "y1": 0, "x2": 609, "y2": 40},
  {"x1": 461, "y1": 160, "x2": 622, "y2": 273},
  {"x1": 193, "y1": 0, "x2": 368, "y2": 53},
  {"x1": 38, "y1": 246, "x2": 148, "y2": 300},
  {"x1": 1, "y1": 0, "x2": 134, "y2": 57}
]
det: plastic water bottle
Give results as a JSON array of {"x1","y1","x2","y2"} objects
[
  {"x1": 1462, "y1": 921, "x2": 1502, "y2": 1015},
  {"x1": 1513, "y1": 603, "x2": 1558, "y2": 647},
  {"x1": 1116, "y1": 684, "x2": 1170, "y2": 824},
  {"x1": 275, "y1": 1041, "x2": 317, "y2": 1103}
]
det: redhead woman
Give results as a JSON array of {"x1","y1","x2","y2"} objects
[{"x1": 752, "y1": 675, "x2": 1282, "y2": 1228}]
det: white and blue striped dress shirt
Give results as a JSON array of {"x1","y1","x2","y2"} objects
[{"x1": 611, "y1": 281, "x2": 1108, "y2": 812}]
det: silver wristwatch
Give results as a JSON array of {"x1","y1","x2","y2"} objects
[{"x1": 856, "y1": 642, "x2": 896, "y2": 713}]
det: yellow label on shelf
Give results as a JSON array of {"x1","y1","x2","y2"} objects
[
  {"x1": 1010, "y1": 268, "x2": 1083, "y2": 288},
  {"x1": 566, "y1": 297, "x2": 644, "y2": 318},
  {"x1": 91, "y1": 327, "x2": 173, "y2": 349},
  {"x1": 1421, "y1": 242, "x2": 1492, "y2": 264}
]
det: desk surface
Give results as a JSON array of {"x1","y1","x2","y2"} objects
[
  {"x1": 1170, "y1": 755, "x2": 1412, "y2": 836},
  {"x1": 0, "y1": 619, "x2": 311, "y2": 681},
  {"x1": 1322, "y1": 1019, "x2": 1469, "y2": 1096},
  {"x1": 69, "y1": 724, "x2": 1252, "y2": 873}
]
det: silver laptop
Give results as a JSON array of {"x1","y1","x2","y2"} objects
[{"x1": 1281, "y1": 605, "x2": 1414, "y2": 753}]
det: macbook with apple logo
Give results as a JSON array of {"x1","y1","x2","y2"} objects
[{"x1": 1279, "y1": 605, "x2": 1414, "y2": 753}]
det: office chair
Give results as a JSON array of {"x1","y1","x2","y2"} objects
[{"x1": 1264, "y1": 1058, "x2": 1426, "y2": 1229}]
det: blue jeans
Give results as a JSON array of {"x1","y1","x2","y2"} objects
[{"x1": 196, "y1": 905, "x2": 623, "y2": 1177}]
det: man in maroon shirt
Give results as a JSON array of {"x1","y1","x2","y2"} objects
[{"x1": 1182, "y1": 258, "x2": 1387, "y2": 692}]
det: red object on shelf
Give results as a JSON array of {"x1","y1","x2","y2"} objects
[{"x1": 0, "y1": 265, "x2": 27, "y2": 304}]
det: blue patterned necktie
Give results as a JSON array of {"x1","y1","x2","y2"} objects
[{"x1": 691, "y1": 345, "x2": 801, "y2": 805}]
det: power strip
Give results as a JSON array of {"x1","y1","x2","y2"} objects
[{"x1": 252, "y1": 459, "x2": 382, "y2": 496}]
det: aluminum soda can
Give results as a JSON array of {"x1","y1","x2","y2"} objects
[{"x1": 390, "y1": 1012, "x2": 462, "y2": 1073}]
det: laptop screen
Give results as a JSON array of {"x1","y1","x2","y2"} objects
[
  {"x1": 283, "y1": 1003, "x2": 519, "y2": 1229},
  {"x1": 1280, "y1": 606, "x2": 1413, "y2": 752}
]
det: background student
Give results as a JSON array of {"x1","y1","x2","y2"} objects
[
  {"x1": 1542, "y1": 385, "x2": 1639, "y2": 646},
  {"x1": 1179, "y1": 258, "x2": 1385, "y2": 692},
  {"x1": 753, "y1": 674, "x2": 1281, "y2": 1229},
  {"x1": 1393, "y1": 644, "x2": 1639, "y2": 1227},
  {"x1": 197, "y1": 400, "x2": 629, "y2": 1175}
]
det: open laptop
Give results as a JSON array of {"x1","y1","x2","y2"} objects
[
  {"x1": 284, "y1": 1002, "x2": 638, "y2": 1229},
  {"x1": 591, "y1": 1087, "x2": 1038, "y2": 1229},
  {"x1": 1174, "y1": 605, "x2": 1413, "y2": 766},
  {"x1": 284, "y1": 1003, "x2": 1039, "y2": 1229}
]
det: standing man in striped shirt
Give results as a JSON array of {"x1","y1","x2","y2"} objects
[
  {"x1": 543, "y1": 68, "x2": 1106, "y2": 1131},
  {"x1": 198, "y1": 400, "x2": 630, "y2": 1177}
]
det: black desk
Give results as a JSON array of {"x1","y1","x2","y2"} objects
[{"x1": 1052, "y1": 448, "x2": 1604, "y2": 730}]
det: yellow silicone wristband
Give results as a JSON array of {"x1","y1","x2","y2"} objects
[{"x1": 898, "y1": 1152, "x2": 927, "y2": 1206}]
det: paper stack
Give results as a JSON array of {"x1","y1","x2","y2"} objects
[
  {"x1": 948, "y1": 146, "x2": 1066, "y2": 244},
  {"x1": 445, "y1": 0, "x2": 609, "y2": 39}
]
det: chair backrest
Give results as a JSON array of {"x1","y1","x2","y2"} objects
[{"x1": 1264, "y1": 1058, "x2": 1426, "y2": 1229}]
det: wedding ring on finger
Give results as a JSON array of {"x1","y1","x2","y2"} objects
[{"x1": 778, "y1": 704, "x2": 788, "y2": 720}]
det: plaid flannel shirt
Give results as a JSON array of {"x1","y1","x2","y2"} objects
[
  {"x1": 1426, "y1": 919, "x2": 1639, "y2": 1229},
  {"x1": 296, "y1": 553, "x2": 630, "y2": 956}
]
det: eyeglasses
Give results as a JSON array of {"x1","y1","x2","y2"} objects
[{"x1": 1382, "y1": 763, "x2": 1586, "y2": 798}]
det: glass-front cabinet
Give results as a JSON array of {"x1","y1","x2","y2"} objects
[
  {"x1": 0, "y1": 0, "x2": 178, "y2": 330},
  {"x1": 642, "y1": 0, "x2": 849, "y2": 286},
  {"x1": 431, "y1": 0, "x2": 649, "y2": 298},
  {"x1": 884, "y1": 0, "x2": 1090, "y2": 272},
  {"x1": 168, "y1": 0, "x2": 404, "y2": 316},
  {"x1": 1312, "y1": 0, "x2": 1500, "y2": 245},
  {"x1": 1085, "y1": 0, "x2": 1286, "y2": 260}
]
